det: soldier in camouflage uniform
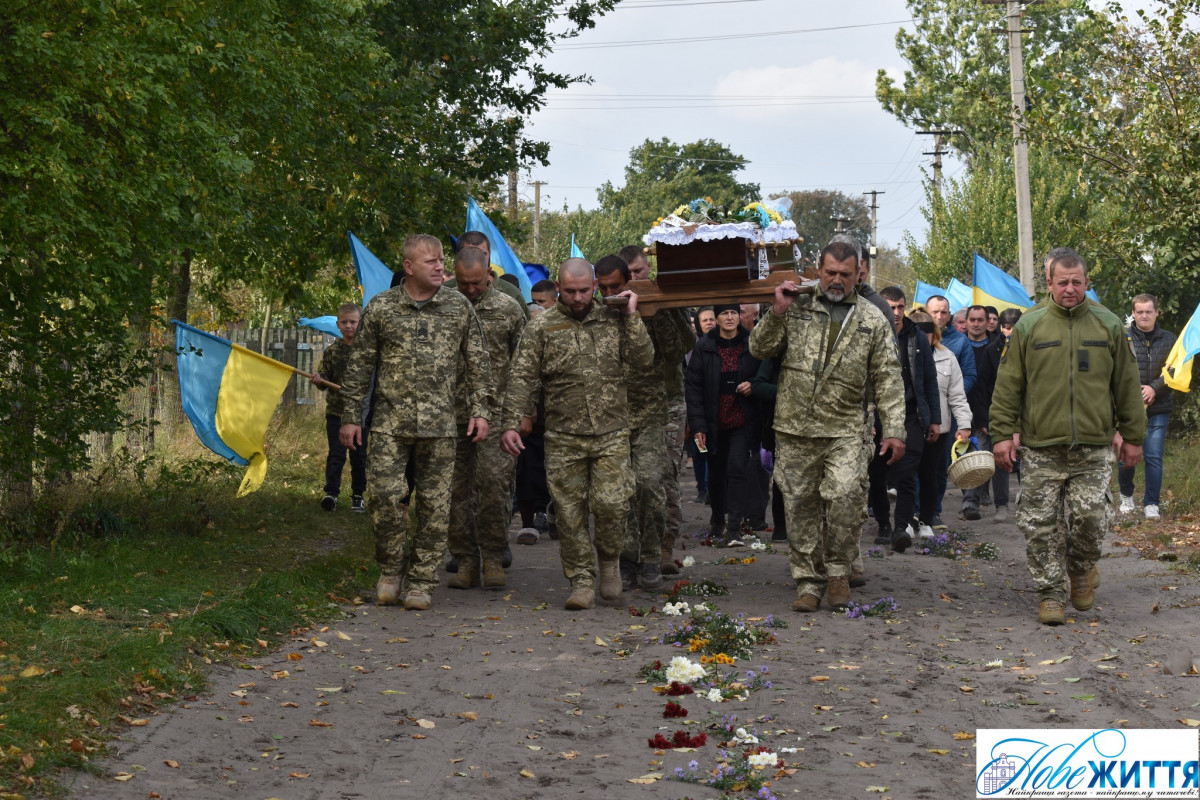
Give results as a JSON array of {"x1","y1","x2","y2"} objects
[
  {"x1": 446, "y1": 248, "x2": 526, "y2": 591},
  {"x1": 991, "y1": 247, "x2": 1145, "y2": 625},
  {"x1": 312, "y1": 303, "x2": 368, "y2": 513},
  {"x1": 596, "y1": 255, "x2": 693, "y2": 590},
  {"x1": 749, "y1": 239, "x2": 906, "y2": 613},
  {"x1": 340, "y1": 234, "x2": 492, "y2": 611},
  {"x1": 501, "y1": 258, "x2": 655, "y2": 610}
]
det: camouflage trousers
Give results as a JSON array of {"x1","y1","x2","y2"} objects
[
  {"x1": 1018, "y1": 444, "x2": 1114, "y2": 603},
  {"x1": 775, "y1": 432, "x2": 865, "y2": 598},
  {"x1": 662, "y1": 394, "x2": 687, "y2": 555},
  {"x1": 544, "y1": 428, "x2": 633, "y2": 589},
  {"x1": 621, "y1": 422, "x2": 668, "y2": 565},
  {"x1": 447, "y1": 426, "x2": 515, "y2": 563},
  {"x1": 368, "y1": 433, "x2": 456, "y2": 593}
]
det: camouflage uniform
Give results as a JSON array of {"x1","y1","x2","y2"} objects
[
  {"x1": 659, "y1": 309, "x2": 696, "y2": 560},
  {"x1": 621, "y1": 310, "x2": 694, "y2": 566},
  {"x1": 316, "y1": 339, "x2": 368, "y2": 498},
  {"x1": 991, "y1": 297, "x2": 1145, "y2": 604},
  {"x1": 749, "y1": 291, "x2": 905, "y2": 599},
  {"x1": 501, "y1": 300, "x2": 655, "y2": 589},
  {"x1": 340, "y1": 283, "x2": 492, "y2": 593},
  {"x1": 447, "y1": 287, "x2": 526, "y2": 565}
]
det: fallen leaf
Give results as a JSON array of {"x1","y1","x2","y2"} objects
[
  {"x1": 1178, "y1": 719, "x2": 1200, "y2": 727},
  {"x1": 315, "y1": 687, "x2": 341, "y2": 693},
  {"x1": 311, "y1": 639, "x2": 328, "y2": 647},
  {"x1": 627, "y1": 774, "x2": 662, "y2": 784},
  {"x1": 1152, "y1": 603, "x2": 1160, "y2": 615},
  {"x1": 594, "y1": 636, "x2": 608, "y2": 646},
  {"x1": 129, "y1": 718, "x2": 149, "y2": 726},
  {"x1": 308, "y1": 720, "x2": 333, "y2": 728},
  {"x1": 959, "y1": 686, "x2": 974, "y2": 693},
  {"x1": 280, "y1": 702, "x2": 299, "y2": 708},
  {"x1": 455, "y1": 711, "x2": 478, "y2": 721},
  {"x1": 811, "y1": 676, "x2": 830, "y2": 682},
  {"x1": 938, "y1": 593, "x2": 953, "y2": 602},
  {"x1": 520, "y1": 768, "x2": 536, "y2": 779},
  {"x1": 230, "y1": 690, "x2": 248, "y2": 698},
  {"x1": 256, "y1": 639, "x2": 269, "y2": 649},
  {"x1": 953, "y1": 732, "x2": 975, "y2": 740},
  {"x1": 416, "y1": 719, "x2": 435, "y2": 729},
  {"x1": 865, "y1": 787, "x2": 889, "y2": 793},
  {"x1": 380, "y1": 690, "x2": 405, "y2": 695},
  {"x1": 19, "y1": 666, "x2": 45, "y2": 678},
  {"x1": 441, "y1": 665, "x2": 452, "y2": 671},
  {"x1": 386, "y1": 637, "x2": 409, "y2": 643},
  {"x1": 821, "y1": 725, "x2": 841, "y2": 732},
  {"x1": 928, "y1": 749, "x2": 949, "y2": 755},
  {"x1": 289, "y1": 772, "x2": 311, "y2": 778},
  {"x1": 561, "y1": 750, "x2": 579, "y2": 759},
  {"x1": 70, "y1": 605, "x2": 86, "y2": 614},
  {"x1": 337, "y1": 631, "x2": 352, "y2": 640},
  {"x1": 287, "y1": 653, "x2": 303, "y2": 661},
  {"x1": 164, "y1": 760, "x2": 180, "y2": 769},
  {"x1": 815, "y1": 705, "x2": 834, "y2": 711},
  {"x1": 1071, "y1": 694, "x2": 1096, "y2": 701},
  {"x1": 451, "y1": 758, "x2": 464, "y2": 763},
  {"x1": 113, "y1": 772, "x2": 135, "y2": 781},
  {"x1": 412, "y1": 734, "x2": 426, "y2": 739},
  {"x1": 527, "y1": 745, "x2": 542, "y2": 751},
  {"x1": 855, "y1": 761, "x2": 875, "y2": 768}
]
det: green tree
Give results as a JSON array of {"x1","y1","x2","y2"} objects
[
  {"x1": 769, "y1": 189, "x2": 871, "y2": 263},
  {"x1": 596, "y1": 138, "x2": 761, "y2": 247},
  {"x1": 876, "y1": 0, "x2": 1099, "y2": 158}
]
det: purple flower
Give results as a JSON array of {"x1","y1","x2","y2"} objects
[{"x1": 689, "y1": 759, "x2": 699, "y2": 770}]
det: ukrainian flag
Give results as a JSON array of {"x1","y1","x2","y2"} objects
[
  {"x1": 570, "y1": 233, "x2": 587, "y2": 261},
  {"x1": 466, "y1": 197, "x2": 534, "y2": 301},
  {"x1": 914, "y1": 280, "x2": 944, "y2": 307},
  {"x1": 1163, "y1": 301, "x2": 1200, "y2": 392},
  {"x1": 972, "y1": 253, "x2": 1032, "y2": 312},
  {"x1": 347, "y1": 231, "x2": 394, "y2": 308},
  {"x1": 946, "y1": 278, "x2": 974, "y2": 313},
  {"x1": 298, "y1": 316, "x2": 342, "y2": 338},
  {"x1": 174, "y1": 321, "x2": 296, "y2": 496}
]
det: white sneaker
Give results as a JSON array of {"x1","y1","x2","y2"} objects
[
  {"x1": 917, "y1": 523, "x2": 935, "y2": 539},
  {"x1": 1145, "y1": 504, "x2": 1160, "y2": 520},
  {"x1": 887, "y1": 487, "x2": 897, "y2": 499},
  {"x1": 1119, "y1": 495, "x2": 1135, "y2": 514}
]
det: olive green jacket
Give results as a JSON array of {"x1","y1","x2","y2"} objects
[
  {"x1": 340, "y1": 283, "x2": 492, "y2": 436},
  {"x1": 501, "y1": 300, "x2": 654, "y2": 436},
  {"x1": 627, "y1": 309, "x2": 695, "y2": 429},
  {"x1": 989, "y1": 298, "x2": 1146, "y2": 447},
  {"x1": 748, "y1": 292, "x2": 905, "y2": 441},
  {"x1": 454, "y1": 286, "x2": 527, "y2": 425}
]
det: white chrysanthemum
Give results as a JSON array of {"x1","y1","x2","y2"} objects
[
  {"x1": 749, "y1": 540, "x2": 766, "y2": 551},
  {"x1": 665, "y1": 656, "x2": 707, "y2": 684},
  {"x1": 780, "y1": 747, "x2": 798, "y2": 753},
  {"x1": 662, "y1": 601, "x2": 690, "y2": 616},
  {"x1": 733, "y1": 727, "x2": 759, "y2": 744},
  {"x1": 682, "y1": 556, "x2": 696, "y2": 567},
  {"x1": 704, "y1": 688, "x2": 724, "y2": 702},
  {"x1": 747, "y1": 751, "x2": 778, "y2": 768},
  {"x1": 986, "y1": 659, "x2": 1003, "y2": 668},
  {"x1": 692, "y1": 602, "x2": 708, "y2": 613}
]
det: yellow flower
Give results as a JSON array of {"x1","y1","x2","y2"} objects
[
  {"x1": 740, "y1": 557, "x2": 756, "y2": 565},
  {"x1": 688, "y1": 636, "x2": 709, "y2": 652}
]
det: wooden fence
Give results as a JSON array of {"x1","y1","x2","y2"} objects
[{"x1": 227, "y1": 326, "x2": 334, "y2": 407}]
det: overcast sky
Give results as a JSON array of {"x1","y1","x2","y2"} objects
[{"x1": 522, "y1": 0, "x2": 962, "y2": 250}]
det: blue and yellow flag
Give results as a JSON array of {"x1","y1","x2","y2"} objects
[
  {"x1": 298, "y1": 316, "x2": 342, "y2": 338},
  {"x1": 946, "y1": 278, "x2": 974, "y2": 313},
  {"x1": 973, "y1": 254, "x2": 1031, "y2": 312},
  {"x1": 570, "y1": 233, "x2": 587, "y2": 261},
  {"x1": 914, "y1": 280, "x2": 944, "y2": 307},
  {"x1": 1163, "y1": 301, "x2": 1200, "y2": 392},
  {"x1": 174, "y1": 321, "x2": 295, "y2": 496},
  {"x1": 466, "y1": 197, "x2": 533, "y2": 301},
  {"x1": 347, "y1": 231, "x2": 394, "y2": 308}
]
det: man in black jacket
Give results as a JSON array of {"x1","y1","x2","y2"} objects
[
  {"x1": 869, "y1": 287, "x2": 941, "y2": 552},
  {"x1": 1118, "y1": 293, "x2": 1176, "y2": 519},
  {"x1": 961, "y1": 305, "x2": 1008, "y2": 521}
]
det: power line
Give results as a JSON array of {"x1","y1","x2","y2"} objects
[
  {"x1": 618, "y1": 0, "x2": 773, "y2": 7},
  {"x1": 542, "y1": 99, "x2": 877, "y2": 110},
  {"x1": 556, "y1": 19, "x2": 915, "y2": 49}
]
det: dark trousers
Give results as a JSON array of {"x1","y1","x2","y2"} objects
[
  {"x1": 708, "y1": 427, "x2": 749, "y2": 534},
  {"x1": 689, "y1": 437, "x2": 709, "y2": 492},
  {"x1": 868, "y1": 419, "x2": 924, "y2": 534},
  {"x1": 324, "y1": 415, "x2": 367, "y2": 497},
  {"x1": 917, "y1": 433, "x2": 948, "y2": 525},
  {"x1": 516, "y1": 429, "x2": 551, "y2": 526}
]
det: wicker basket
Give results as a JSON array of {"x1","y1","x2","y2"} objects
[{"x1": 948, "y1": 439, "x2": 996, "y2": 490}]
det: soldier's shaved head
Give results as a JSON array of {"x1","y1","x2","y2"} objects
[{"x1": 558, "y1": 258, "x2": 593, "y2": 282}]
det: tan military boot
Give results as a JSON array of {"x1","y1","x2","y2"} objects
[
  {"x1": 1089, "y1": 564, "x2": 1101, "y2": 589},
  {"x1": 564, "y1": 585, "x2": 594, "y2": 610},
  {"x1": 376, "y1": 575, "x2": 401, "y2": 605},
  {"x1": 482, "y1": 559, "x2": 506, "y2": 588},
  {"x1": 792, "y1": 593, "x2": 820, "y2": 613},
  {"x1": 404, "y1": 589, "x2": 432, "y2": 611},
  {"x1": 447, "y1": 559, "x2": 480, "y2": 590},
  {"x1": 597, "y1": 558, "x2": 623, "y2": 601},
  {"x1": 826, "y1": 576, "x2": 851, "y2": 609},
  {"x1": 660, "y1": 544, "x2": 680, "y2": 575},
  {"x1": 1038, "y1": 598, "x2": 1065, "y2": 625},
  {"x1": 1069, "y1": 572, "x2": 1094, "y2": 611}
]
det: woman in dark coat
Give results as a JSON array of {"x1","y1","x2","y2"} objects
[{"x1": 684, "y1": 304, "x2": 761, "y2": 541}]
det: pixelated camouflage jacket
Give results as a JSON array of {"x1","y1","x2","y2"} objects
[
  {"x1": 339, "y1": 282, "x2": 492, "y2": 437},
  {"x1": 990, "y1": 298, "x2": 1146, "y2": 447},
  {"x1": 627, "y1": 309, "x2": 695, "y2": 430},
  {"x1": 454, "y1": 286, "x2": 526, "y2": 425},
  {"x1": 748, "y1": 290, "x2": 906, "y2": 441},
  {"x1": 658, "y1": 308, "x2": 697, "y2": 399},
  {"x1": 315, "y1": 338, "x2": 353, "y2": 419},
  {"x1": 501, "y1": 299, "x2": 655, "y2": 436}
]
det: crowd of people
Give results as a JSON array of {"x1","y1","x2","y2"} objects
[{"x1": 310, "y1": 232, "x2": 1176, "y2": 625}]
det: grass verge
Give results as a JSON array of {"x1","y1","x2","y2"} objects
[{"x1": 0, "y1": 409, "x2": 372, "y2": 797}]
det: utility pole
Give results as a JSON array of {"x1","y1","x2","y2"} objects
[
  {"x1": 916, "y1": 129, "x2": 960, "y2": 195},
  {"x1": 830, "y1": 215, "x2": 851, "y2": 232},
  {"x1": 863, "y1": 189, "x2": 884, "y2": 286},
  {"x1": 986, "y1": 0, "x2": 1037, "y2": 293},
  {"x1": 532, "y1": 180, "x2": 546, "y2": 261},
  {"x1": 507, "y1": 170, "x2": 518, "y2": 222}
]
